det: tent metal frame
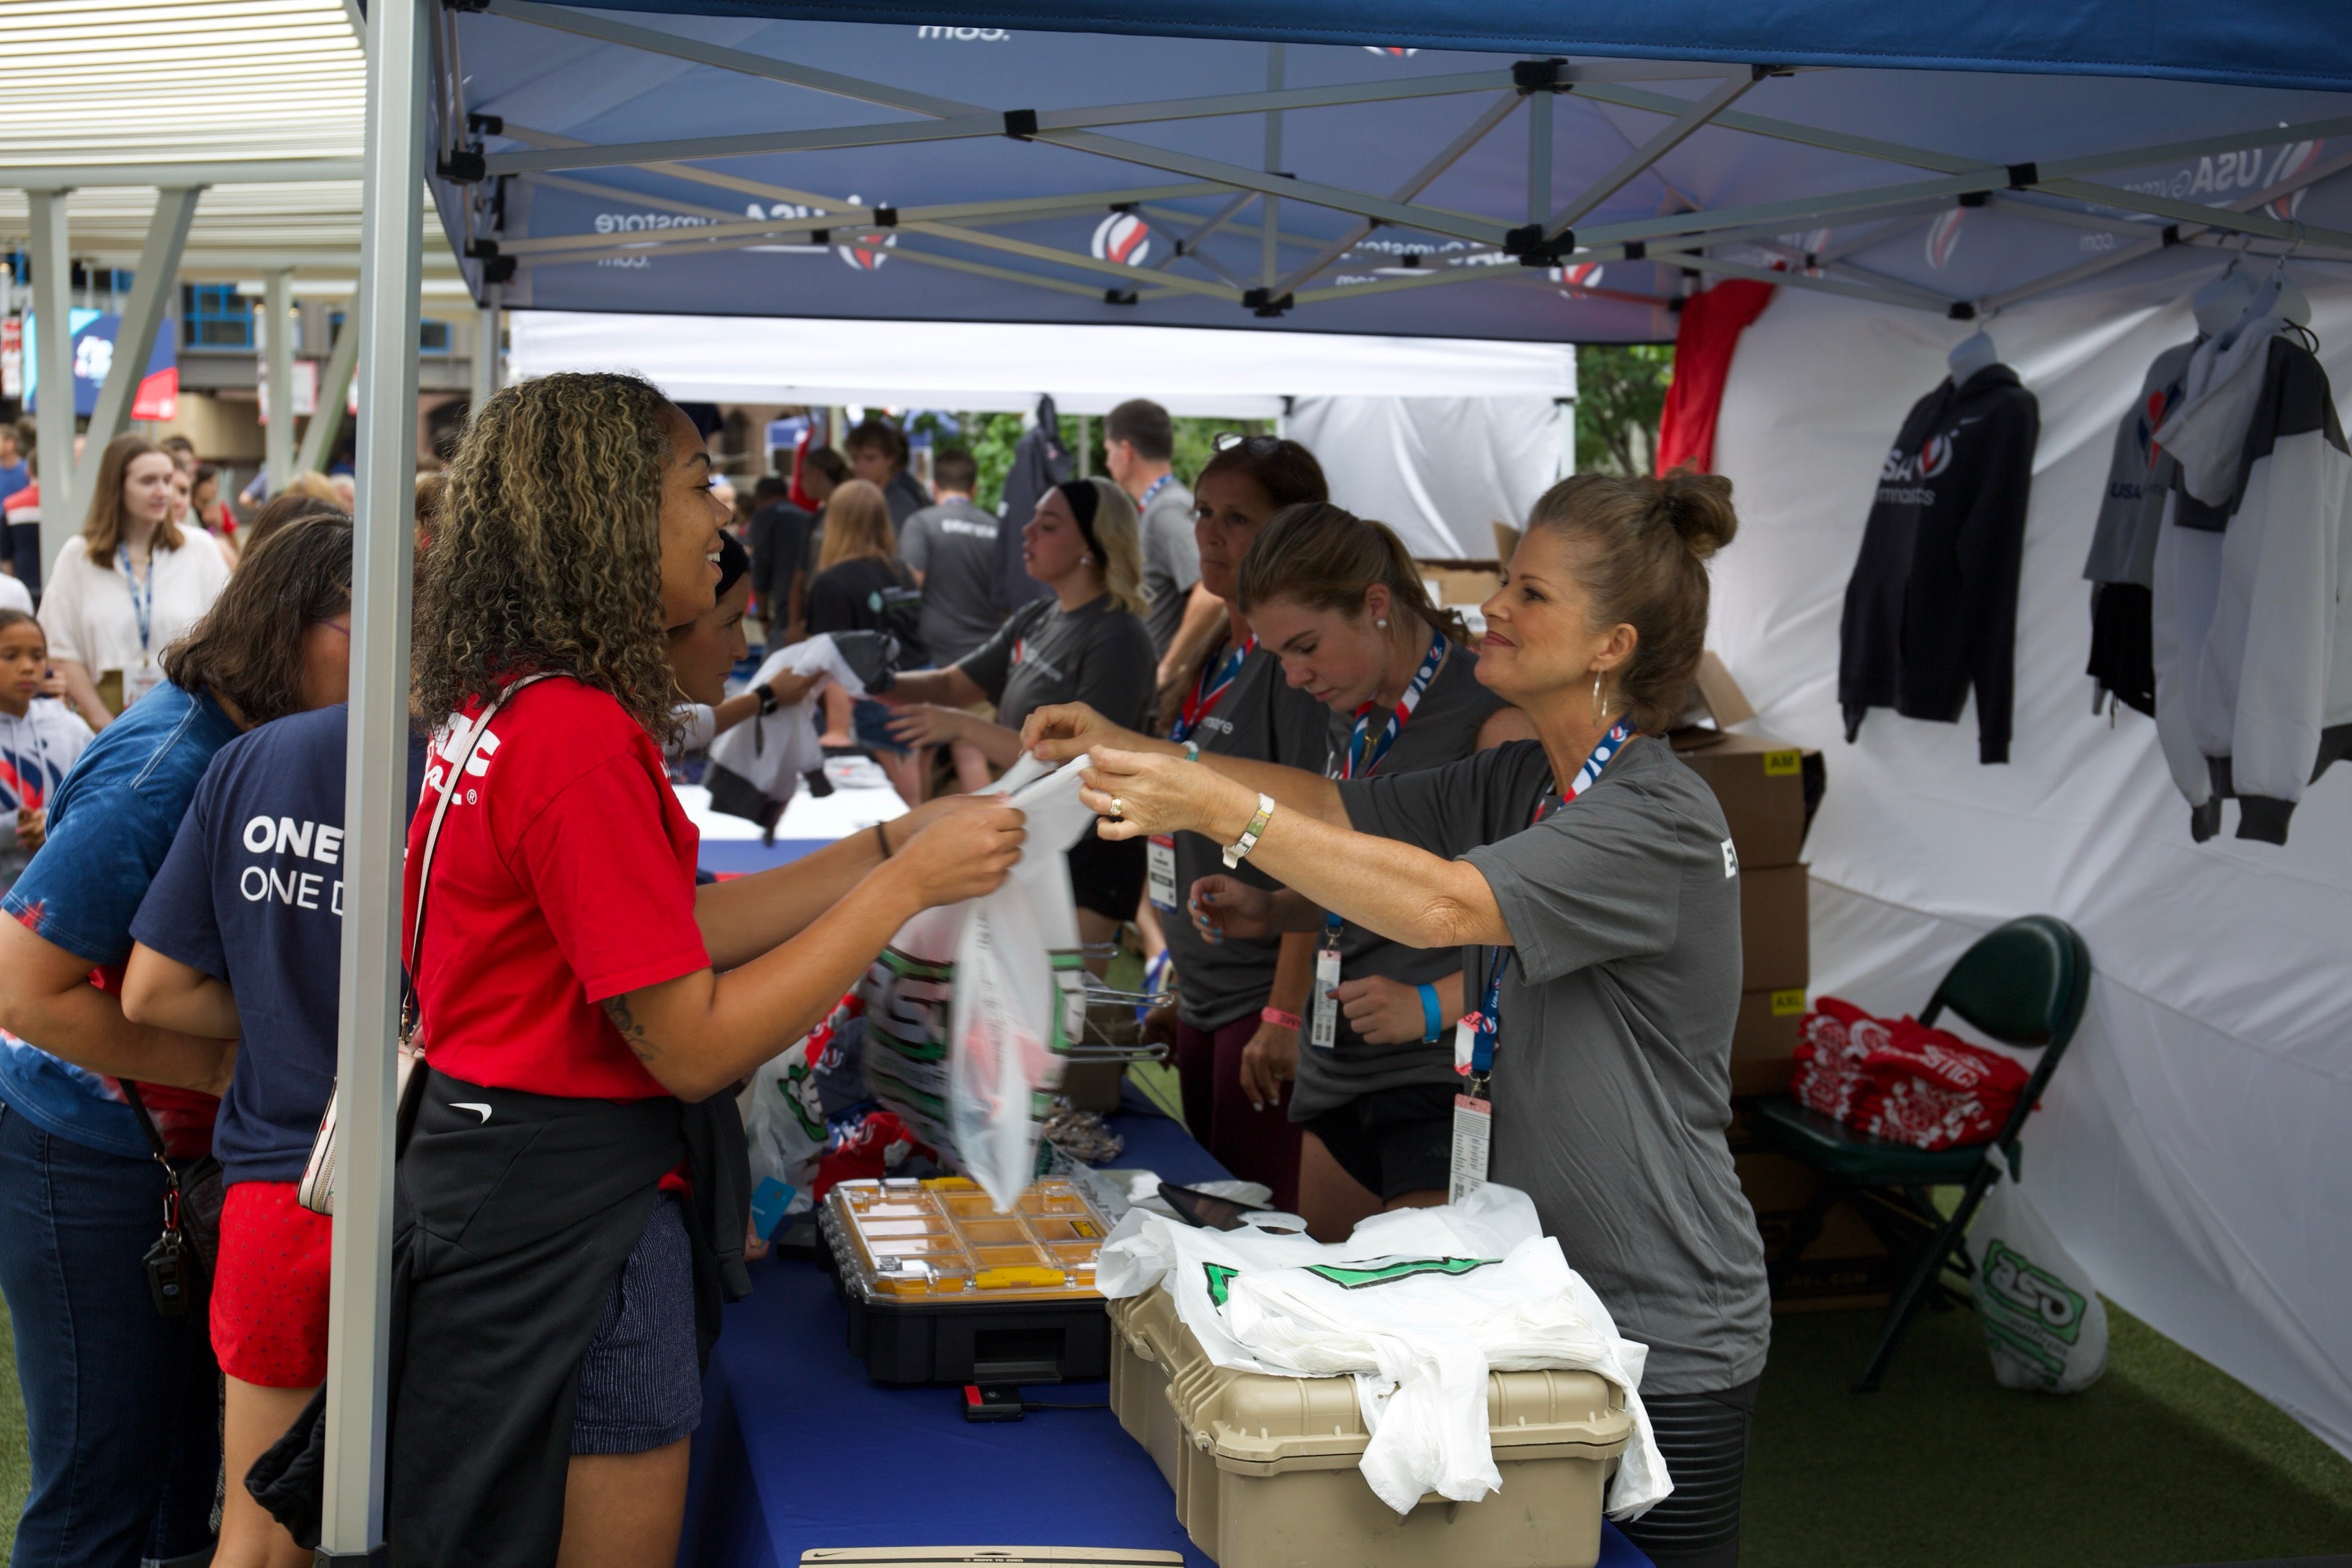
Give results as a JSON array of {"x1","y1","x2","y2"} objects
[{"x1": 445, "y1": 0, "x2": 2352, "y2": 329}]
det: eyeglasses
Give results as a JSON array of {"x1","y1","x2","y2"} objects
[
  {"x1": 320, "y1": 619, "x2": 352, "y2": 638},
  {"x1": 1211, "y1": 432, "x2": 1288, "y2": 455}
]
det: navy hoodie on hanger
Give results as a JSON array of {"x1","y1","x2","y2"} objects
[{"x1": 1839, "y1": 362, "x2": 2041, "y2": 762}]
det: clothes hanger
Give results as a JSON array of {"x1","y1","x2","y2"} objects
[
  {"x1": 2191, "y1": 250, "x2": 2259, "y2": 337},
  {"x1": 1948, "y1": 310, "x2": 2001, "y2": 384}
]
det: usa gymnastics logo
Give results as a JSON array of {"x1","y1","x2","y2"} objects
[
  {"x1": 1925, "y1": 208, "x2": 1966, "y2": 270},
  {"x1": 1881, "y1": 432, "x2": 1956, "y2": 485},
  {"x1": 840, "y1": 195, "x2": 894, "y2": 270},
  {"x1": 2263, "y1": 139, "x2": 2323, "y2": 220},
  {"x1": 1548, "y1": 262, "x2": 1605, "y2": 297},
  {"x1": 1092, "y1": 211, "x2": 1152, "y2": 266}
]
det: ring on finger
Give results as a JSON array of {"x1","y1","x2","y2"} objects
[{"x1": 1110, "y1": 796, "x2": 1125, "y2": 819}]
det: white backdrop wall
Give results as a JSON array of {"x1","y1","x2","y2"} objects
[
  {"x1": 1706, "y1": 279, "x2": 2352, "y2": 1454},
  {"x1": 1286, "y1": 396, "x2": 1565, "y2": 559}
]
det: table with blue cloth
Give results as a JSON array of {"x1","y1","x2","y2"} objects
[{"x1": 676, "y1": 1098, "x2": 1652, "y2": 1568}]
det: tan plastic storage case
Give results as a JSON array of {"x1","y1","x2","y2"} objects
[{"x1": 1108, "y1": 1286, "x2": 1633, "y2": 1568}]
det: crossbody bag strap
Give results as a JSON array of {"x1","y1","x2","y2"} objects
[{"x1": 405, "y1": 673, "x2": 560, "y2": 1030}]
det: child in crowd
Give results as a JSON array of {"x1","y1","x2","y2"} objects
[{"x1": 0, "y1": 610, "x2": 94, "y2": 894}]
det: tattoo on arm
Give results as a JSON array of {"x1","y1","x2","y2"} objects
[{"x1": 600, "y1": 995, "x2": 661, "y2": 1064}]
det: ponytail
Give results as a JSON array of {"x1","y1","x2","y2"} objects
[{"x1": 1237, "y1": 502, "x2": 1469, "y2": 648}]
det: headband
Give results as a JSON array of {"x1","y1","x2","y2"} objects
[{"x1": 1056, "y1": 478, "x2": 1102, "y2": 560}]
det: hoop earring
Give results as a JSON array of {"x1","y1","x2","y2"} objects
[{"x1": 1592, "y1": 672, "x2": 1606, "y2": 725}]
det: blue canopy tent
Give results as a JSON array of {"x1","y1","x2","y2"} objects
[
  {"x1": 420, "y1": 2, "x2": 2352, "y2": 342},
  {"x1": 315, "y1": 4, "x2": 2352, "y2": 1560}
]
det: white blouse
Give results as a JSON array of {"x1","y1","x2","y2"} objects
[{"x1": 38, "y1": 532, "x2": 231, "y2": 685}]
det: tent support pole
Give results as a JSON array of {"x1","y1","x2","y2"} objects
[
  {"x1": 1270, "y1": 92, "x2": 1523, "y2": 299},
  {"x1": 1543, "y1": 68, "x2": 1759, "y2": 239},
  {"x1": 1262, "y1": 44, "x2": 1283, "y2": 292},
  {"x1": 1527, "y1": 86, "x2": 1551, "y2": 225},
  {"x1": 27, "y1": 189, "x2": 76, "y2": 574},
  {"x1": 264, "y1": 269, "x2": 295, "y2": 494},
  {"x1": 321, "y1": 0, "x2": 425, "y2": 1555}
]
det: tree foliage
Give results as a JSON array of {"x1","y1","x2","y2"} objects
[
  {"x1": 914, "y1": 410, "x2": 1273, "y2": 515},
  {"x1": 1575, "y1": 344, "x2": 1675, "y2": 476}
]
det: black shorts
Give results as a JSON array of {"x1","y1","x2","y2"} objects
[
  {"x1": 1067, "y1": 829, "x2": 1146, "y2": 922},
  {"x1": 1298, "y1": 1082, "x2": 1456, "y2": 1201}
]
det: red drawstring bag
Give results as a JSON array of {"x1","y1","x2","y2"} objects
[{"x1": 1794, "y1": 997, "x2": 2030, "y2": 1151}]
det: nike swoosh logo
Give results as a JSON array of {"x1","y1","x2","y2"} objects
[{"x1": 452, "y1": 1102, "x2": 492, "y2": 1123}]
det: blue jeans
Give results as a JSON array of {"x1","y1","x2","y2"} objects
[{"x1": 0, "y1": 1101, "x2": 220, "y2": 1568}]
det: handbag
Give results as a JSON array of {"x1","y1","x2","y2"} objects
[
  {"x1": 298, "y1": 674, "x2": 554, "y2": 1216},
  {"x1": 120, "y1": 1080, "x2": 226, "y2": 1319}
]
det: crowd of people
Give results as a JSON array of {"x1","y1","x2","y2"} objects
[{"x1": 0, "y1": 379, "x2": 1766, "y2": 1568}]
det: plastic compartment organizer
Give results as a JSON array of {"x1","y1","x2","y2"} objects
[
  {"x1": 1108, "y1": 1286, "x2": 1634, "y2": 1568},
  {"x1": 819, "y1": 1176, "x2": 1116, "y2": 1384}
]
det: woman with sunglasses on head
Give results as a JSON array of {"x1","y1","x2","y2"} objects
[
  {"x1": 883, "y1": 477, "x2": 1155, "y2": 963},
  {"x1": 1045, "y1": 435, "x2": 1335, "y2": 1209},
  {"x1": 1187, "y1": 503, "x2": 1533, "y2": 1239},
  {"x1": 1028, "y1": 471, "x2": 1770, "y2": 1568}
]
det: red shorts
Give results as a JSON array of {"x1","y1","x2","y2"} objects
[{"x1": 210, "y1": 1180, "x2": 333, "y2": 1388}]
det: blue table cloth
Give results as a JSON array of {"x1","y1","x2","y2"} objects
[{"x1": 677, "y1": 1104, "x2": 1649, "y2": 1568}]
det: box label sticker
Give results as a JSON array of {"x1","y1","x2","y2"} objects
[
  {"x1": 1769, "y1": 987, "x2": 1807, "y2": 1016},
  {"x1": 1763, "y1": 749, "x2": 1803, "y2": 776}
]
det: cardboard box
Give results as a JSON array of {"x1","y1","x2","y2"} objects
[
  {"x1": 1675, "y1": 733, "x2": 1816, "y2": 869},
  {"x1": 1740, "y1": 863, "x2": 1809, "y2": 994},
  {"x1": 1731, "y1": 986, "x2": 1807, "y2": 1097},
  {"x1": 1418, "y1": 566, "x2": 1502, "y2": 608},
  {"x1": 1669, "y1": 651, "x2": 1825, "y2": 866},
  {"x1": 1737, "y1": 1151, "x2": 1897, "y2": 1311}
]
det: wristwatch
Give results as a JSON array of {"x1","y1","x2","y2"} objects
[
  {"x1": 1221, "y1": 792, "x2": 1276, "y2": 869},
  {"x1": 756, "y1": 685, "x2": 782, "y2": 717}
]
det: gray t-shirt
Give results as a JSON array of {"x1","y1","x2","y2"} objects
[
  {"x1": 1291, "y1": 641, "x2": 1508, "y2": 1119},
  {"x1": 1165, "y1": 636, "x2": 1330, "y2": 1031},
  {"x1": 956, "y1": 593, "x2": 1156, "y2": 734},
  {"x1": 2082, "y1": 337, "x2": 2198, "y2": 588},
  {"x1": 1136, "y1": 478, "x2": 1201, "y2": 659},
  {"x1": 1340, "y1": 736, "x2": 1770, "y2": 1395},
  {"x1": 900, "y1": 499, "x2": 1006, "y2": 666}
]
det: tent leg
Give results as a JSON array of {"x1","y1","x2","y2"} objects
[
  {"x1": 264, "y1": 269, "x2": 295, "y2": 494},
  {"x1": 321, "y1": 0, "x2": 427, "y2": 1556},
  {"x1": 27, "y1": 189, "x2": 77, "y2": 577}
]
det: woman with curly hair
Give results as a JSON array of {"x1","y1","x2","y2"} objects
[{"x1": 364, "y1": 373, "x2": 1024, "y2": 1568}]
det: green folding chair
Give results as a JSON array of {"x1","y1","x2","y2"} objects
[{"x1": 1752, "y1": 914, "x2": 2092, "y2": 1391}]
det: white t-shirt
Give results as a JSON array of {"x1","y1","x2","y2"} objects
[
  {"x1": 37, "y1": 532, "x2": 232, "y2": 690},
  {"x1": 0, "y1": 573, "x2": 30, "y2": 615}
]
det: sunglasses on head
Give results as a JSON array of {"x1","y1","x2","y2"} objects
[{"x1": 1211, "y1": 432, "x2": 1288, "y2": 455}]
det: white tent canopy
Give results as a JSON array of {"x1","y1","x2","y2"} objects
[
  {"x1": 508, "y1": 309, "x2": 1575, "y2": 415},
  {"x1": 1707, "y1": 275, "x2": 2352, "y2": 1459}
]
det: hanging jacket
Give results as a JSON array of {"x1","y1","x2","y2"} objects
[
  {"x1": 247, "y1": 1067, "x2": 751, "y2": 1564},
  {"x1": 1839, "y1": 364, "x2": 2041, "y2": 762},
  {"x1": 2150, "y1": 318, "x2": 2352, "y2": 845},
  {"x1": 2083, "y1": 339, "x2": 2200, "y2": 716},
  {"x1": 994, "y1": 396, "x2": 1072, "y2": 612}
]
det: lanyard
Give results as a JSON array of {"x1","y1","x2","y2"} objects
[
  {"x1": 1322, "y1": 628, "x2": 1448, "y2": 946},
  {"x1": 1170, "y1": 633, "x2": 1253, "y2": 744},
  {"x1": 1340, "y1": 626, "x2": 1446, "y2": 781},
  {"x1": 1137, "y1": 473, "x2": 1175, "y2": 514},
  {"x1": 1459, "y1": 718, "x2": 1637, "y2": 1092},
  {"x1": 117, "y1": 544, "x2": 155, "y2": 658}
]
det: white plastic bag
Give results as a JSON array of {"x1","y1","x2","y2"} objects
[
  {"x1": 1968, "y1": 1146, "x2": 2108, "y2": 1393},
  {"x1": 737, "y1": 1033, "x2": 832, "y2": 1219},
  {"x1": 863, "y1": 756, "x2": 1096, "y2": 1209}
]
